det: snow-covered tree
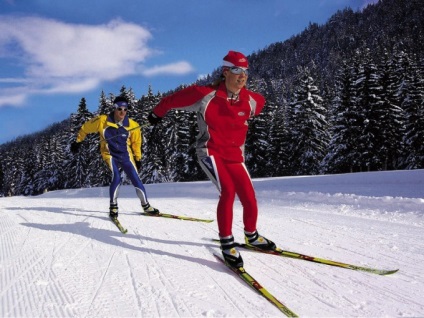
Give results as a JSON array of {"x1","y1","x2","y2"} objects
[
  {"x1": 376, "y1": 49, "x2": 405, "y2": 170},
  {"x1": 402, "y1": 55, "x2": 424, "y2": 168},
  {"x1": 66, "y1": 98, "x2": 94, "y2": 188},
  {"x1": 286, "y1": 66, "x2": 329, "y2": 175}
]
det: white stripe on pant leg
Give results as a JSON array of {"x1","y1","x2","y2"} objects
[
  {"x1": 135, "y1": 187, "x2": 147, "y2": 205},
  {"x1": 199, "y1": 155, "x2": 222, "y2": 192}
]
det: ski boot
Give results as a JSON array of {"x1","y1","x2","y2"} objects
[
  {"x1": 245, "y1": 230, "x2": 276, "y2": 251},
  {"x1": 109, "y1": 203, "x2": 119, "y2": 219},
  {"x1": 220, "y1": 235, "x2": 243, "y2": 268},
  {"x1": 142, "y1": 203, "x2": 160, "y2": 215}
]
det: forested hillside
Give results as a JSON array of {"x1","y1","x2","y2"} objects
[{"x1": 0, "y1": 0, "x2": 423, "y2": 196}]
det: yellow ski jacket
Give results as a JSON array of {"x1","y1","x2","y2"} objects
[{"x1": 76, "y1": 113, "x2": 142, "y2": 164}]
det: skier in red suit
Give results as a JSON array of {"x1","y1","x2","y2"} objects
[{"x1": 148, "y1": 51, "x2": 276, "y2": 267}]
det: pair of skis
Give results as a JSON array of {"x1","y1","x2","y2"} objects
[
  {"x1": 109, "y1": 214, "x2": 398, "y2": 316},
  {"x1": 213, "y1": 239, "x2": 399, "y2": 276},
  {"x1": 110, "y1": 211, "x2": 214, "y2": 233},
  {"x1": 213, "y1": 240, "x2": 398, "y2": 316}
]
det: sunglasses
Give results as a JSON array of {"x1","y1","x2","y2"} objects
[
  {"x1": 116, "y1": 107, "x2": 127, "y2": 112},
  {"x1": 229, "y1": 67, "x2": 249, "y2": 76}
]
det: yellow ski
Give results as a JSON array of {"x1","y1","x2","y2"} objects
[
  {"x1": 141, "y1": 212, "x2": 213, "y2": 223},
  {"x1": 214, "y1": 253, "x2": 298, "y2": 317}
]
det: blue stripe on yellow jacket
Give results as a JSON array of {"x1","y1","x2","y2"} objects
[{"x1": 76, "y1": 113, "x2": 142, "y2": 166}]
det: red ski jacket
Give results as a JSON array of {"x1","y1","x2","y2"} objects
[{"x1": 152, "y1": 82, "x2": 265, "y2": 163}]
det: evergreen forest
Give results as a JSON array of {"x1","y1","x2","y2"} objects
[{"x1": 0, "y1": 0, "x2": 423, "y2": 196}]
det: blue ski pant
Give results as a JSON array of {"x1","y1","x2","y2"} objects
[{"x1": 107, "y1": 157, "x2": 148, "y2": 206}]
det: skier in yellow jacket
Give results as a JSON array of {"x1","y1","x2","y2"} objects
[{"x1": 70, "y1": 96, "x2": 159, "y2": 219}]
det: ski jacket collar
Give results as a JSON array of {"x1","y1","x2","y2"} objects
[
  {"x1": 215, "y1": 82, "x2": 250, "y2": 102},
  {"x1": 106, "y1": 112, "x2": 130, "y2": 128}
]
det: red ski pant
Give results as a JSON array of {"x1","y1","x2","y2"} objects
[{"x1": 199, "y1": 155, "x2": 258, "y2": 237}]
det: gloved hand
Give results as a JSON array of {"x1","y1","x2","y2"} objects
[
  {"x1": 147, "y1": 112, "x2": 162, "y2": 125},
  {"x1": 135, "y1": 160, "x2": 142, "y2": 172},
  {"x1": 70, "y1": 141, "x2": 81, "y2": 154}
]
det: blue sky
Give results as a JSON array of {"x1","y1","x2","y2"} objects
[{"x1": 0, "y1": 0, "x2": 377, "y2": 144}]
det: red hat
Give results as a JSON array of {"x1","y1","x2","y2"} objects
[{"x1": 222, "y1": 51, "x2": 249, "y2": 68}]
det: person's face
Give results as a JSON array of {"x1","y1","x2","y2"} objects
[
  {"x1": 223, "y1": 67, "x2": 249, "y2": 93},
  {"x1": 114, "y1": 106, "x2": 127, "y2": 122}
]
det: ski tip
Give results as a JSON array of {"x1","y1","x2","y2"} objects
[{"x1": 380, "y1": 268, "x2": 399, "y2": 275}]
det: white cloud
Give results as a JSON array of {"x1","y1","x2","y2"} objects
[
  {"x1": 0, "y1": 93, "x2": 26, "y2": 107},
  {"x1": 142, "y1": 61, "x2": 195, "y2": 77},
  {"x1": 0, "y1": 15, "x2": 194, "y2": 107}
]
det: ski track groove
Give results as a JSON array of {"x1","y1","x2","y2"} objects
[
  {"x1": 288, "y1": 214, "x2": 405, "y2": 271},
  {"x1": 145, "y1": 251, "x2": 180, "y2": 317},
  {"x1": 134, "y1": 227, "x2": 194, "y2": 316},
  {"x1": 35, "y1": 237, "x2": 57, "y2": 318},
  {"x1": 47, "y1": 231, "x2": 87, "y2": 316},
  {"x1": 349, "y1": 275, "x2": 424, "y2": 308},
  {"x1": 143, "y1": 261, "x2": 161, "y2": 317},
  {"x1": 289, "y1": 260, "x2": 343, "y2": 311},
  {"x1": 148, "y1": 244, "x2": 194, "y2": 317},
  {"x1": 242, "y1": 252, "x2": 313, "y2": 312},
  {"x1": 1, "y1": 232, "x2": 72, "y2": 317},
  {"x1": 0, "y1": 214, "x2": 19, "y2": 242},
  {"x1": 66, "y1": 239, "x2": 93, "y2": 269},
  {"x1": 85, "y1": 251, "x2": 116, "y2": 317},
  {"x1": 0, "y1": 223, "x2": 29, "y2": 265},
  {"x1": 133, "y1": 227, "x2": 179, "y2": 318},
  {"x1": 124, "y1": 254, "x2": 143, "y2": 317},
  {"x1": 205, "y1": 268, "x2": 249, "y2": 316}
]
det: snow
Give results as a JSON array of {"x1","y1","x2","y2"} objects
[{"x1": 1, "y1": 170, "x2": 424, "y2": 317}]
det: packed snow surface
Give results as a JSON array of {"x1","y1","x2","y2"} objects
[{"x1": 1, "y1": 170, "x2": 423, "y2": 317}]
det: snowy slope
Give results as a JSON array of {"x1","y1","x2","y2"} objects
[{"x1": 1, "y1": 170, "x2": 423, "y2": 317}]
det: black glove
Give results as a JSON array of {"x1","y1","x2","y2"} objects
[
  {"x1": 135, "y1": 160, "x2": 142, "y2": 172},
  {"x1": 147, "y1": 112, "x2": 162, "y2": 125},
  {"x1": 70, "y1": 141, "x2": 81, "y2": 154}
]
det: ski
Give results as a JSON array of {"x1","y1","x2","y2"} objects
[
  {"x1": 140, "y1": 212, "x2": 214, "y2": 223},
  {"x1": 214, "y1": 253, "x2": 298, "y2": 317},
  {"x1": 110, "y1": 216, "x2": 128, "y2": 234},
  {"x1": 212, "y1": 239, "x2": 398, "y2": 276}
]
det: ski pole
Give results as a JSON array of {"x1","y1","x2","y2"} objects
[{"x1": 103, "y1": 122, "x2": 150, "y2": 142}]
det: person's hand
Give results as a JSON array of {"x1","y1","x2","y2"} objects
[
  {"x1": 70, "y1": 141, "x2": 81, "y2": 154},
  {"x1": 135, "y1": 160, "x2": 142, "y2": 172},
  {"x1": 147, "y1": 112, "x2": 162, "y2": 125}
]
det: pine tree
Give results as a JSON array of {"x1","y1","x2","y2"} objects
[
  {"x1": 354, "y1": 48, "x2": 384, "y2": 171},
  {"x1": 286, "y1": 66, "x2": 329, "y2": 175},
  {"x1": 98, "y1": 91, "x2": 111, "y2": 115},
  {"x1": 377, "y1": 49, "x2": 404, "y2": 169},
  {"x1": 171, "y1": 110, "x2": 200, "y2": 181},
  {"x1": 16, "y1": 140, "x2": 38, "y2": 195},
  {"x1": 138, "y1": 87, "x2": 170, "y2": 183},
  {"x1": 245, "y1": 78, "x2": 274, "y2": 177},
  {"x1": 0, "y1": 162, "x2": 4, "y2": 197},
  {"x1": 402, "y1": 55, "x2": 424, "y2": 168},
  {"x1": 66, "y1": 98, "x2": 94, "y2": 188},
  {"x1": 326, "y1": 59, "x2": 363, "y2": 173},
  {"x1": 261, "y1": 77, "x2": 290, "y2": 176}
]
